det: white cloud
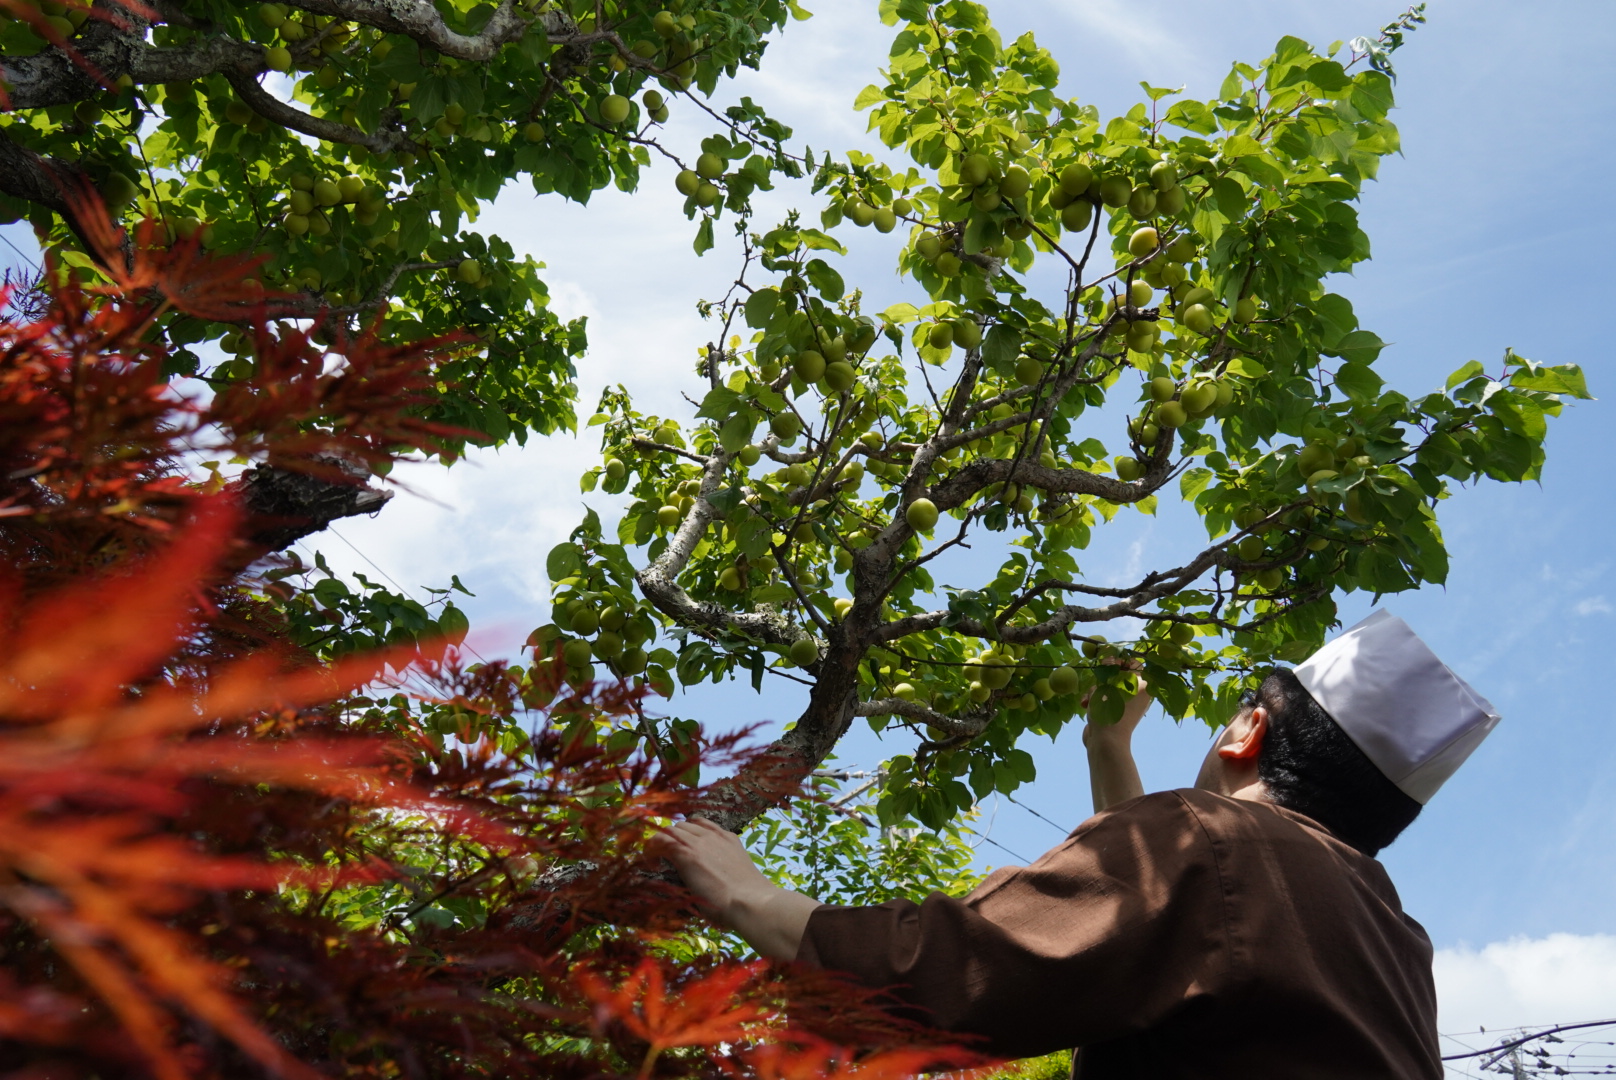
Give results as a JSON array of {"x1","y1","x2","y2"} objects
[
  {"x1": 1574, "y1": 596, "x2": 1612, "y2": 616},
  {"x1": 1035, "y1": 0, "x2": 1202, "y2": 80},
  {"x1": 1435, "y1": 934, "x2": 1616, "y2": 1071}
]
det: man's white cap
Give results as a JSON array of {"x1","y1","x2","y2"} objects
[{"x1": 1292, "y1": 609, "x2": 1501, "y2": 804}]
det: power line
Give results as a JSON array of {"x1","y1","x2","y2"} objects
[
  {"x1": 0, "y1": 227, "x2": 40, "y2": 272},
  {"x1": 972, "y1": 832, "x2": 1031, "y2": 864},
  {"x1": 1442, "y1": 1018, "x2": 1616, "y2": 1061},
  {"x1": 963, "y1": 795, "x2": 1030, "y2": 864},
  {"x1": 326, "y1": 523, "x2": 410, "y2": 594},
  {"x1": 1004, "y1": 792, "x2": 1075, "y2": 837}
]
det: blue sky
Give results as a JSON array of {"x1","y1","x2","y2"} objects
[{"x1": 9, "y1": 0, "x2": 1606, "y2": 1053}]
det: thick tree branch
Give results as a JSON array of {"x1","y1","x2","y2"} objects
[
  {"x1": 281, "y1": 0, "x2": 539, "y2": 61},
  {"x1": 0, "y1": 132, "x2": 78, "y2": 216},
  {"x1": 876, "y1": 538, "x2": 1230, "y2": 645},
  {"x1": 0, "y1": 1, "x2": 580, "y2": 111},
  {"x1": 0, "y1": 132, "x2": 115, "y2": 261},
  {"x1": 854, "y1": 697, "x2": 989, "y2": 739},
  {"x1": 223, "y1": 69, "x2": 417, "y2": 155},
  {"x1": 234, "y1": 457, "x2": 394, "y2": 551},
  {"x1": 633, "y1": 446, "x2": 801, "y2": 650},
  {"x1": 0, "y1": 0, "x2": 152, "y2": 110}
]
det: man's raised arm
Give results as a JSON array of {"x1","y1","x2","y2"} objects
[
  {"x1": 651, "y1": 817, "x2": 822, "y2": 960},
  {"x1": 1083, "y1": 683, "x2": 1152, "y2": 813}
]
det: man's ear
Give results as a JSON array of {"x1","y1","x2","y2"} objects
[{"x1": 1217, "y1": 705, "x2": 1268, "y2": 762}]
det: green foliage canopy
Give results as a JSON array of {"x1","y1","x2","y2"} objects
[
  {"x1": 536, "y1": 2, "x2": 1587, "y2": 832},
  {"x1": 1, "y1": 0, "x2": 805, "y2": 449}
]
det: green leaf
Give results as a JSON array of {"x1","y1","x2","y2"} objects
[
  {"x1": 1219, "y1": 67, "x2": 1246, "y2": 100},
  {"x1": 1334, "y1": 362, "x2": 1382, "y2": 403},
  {"x1": 1222, "y1": 134, "x2": 1263, "y2": 158},
  {"x1": 853, "y1": 84, "x2": 886, "y2": 110},
  {"x1": 752, "y1": 583, "x2": 795, "y2": 603},
  {"x1": 1487, "y1": 391, "x2": 1547, "y2": 441},
  {"x1": 1352, "y1": 71, "x2": 1395, "y2": 119},
  {"x1": 1510, "y1": 362, "x2": 1592, "y2": 399},
  {"x1": 545, "y1": 542, "x2": 581, "y2": 582},
  {"x1": 313, "y1": 578, "x2": 350, "y2": 607},
  {"x1": 720, "y1": 412, "x2": 756, "y2": 451},
  {"x1": 753, "y1": 384, "x2": 788, "y2": 412},
  {"x1": 707, "y1": 485, "x2": 744, "y2": 515},
  {"x1": 982, "y1": 323, "x2": 1020, "y2": 370},
  {"x1": 1225, "y1": 356, "x2": 1267, "y2": 379},
  {"x1": 695, "y1": 386, "x2": 743, "y2": 420},
  {"x1": 804, "y1": 258, "x2": 845, "y2": 300},
  {"x1": 737, "y1": 518, "x2": 771, "y2": 559},
  {"x1": 1306, "y1": 59, "x2": 1350, "y2": 91},
  {"x1": 1211, "y1": 176, "x2": 1247, "y2": 218},
  {"x1": 1312, "y1": 292, "x2": 1357, "y2": 345},
  {"x1": 1445, "y1": 359, "x2": 1486, "y2": 391},
  {"x1": 1273, "y1": 35, "x2": 1314, "y2": 67},
  {"x1": 1104, "y1": 115, "x2": 1145, "y2": 146},
  {"x1": 1337, "y1": 329, "x2": 1386, "y2": 365},
  {"x1": 1139, "y1": 81, "x2": 1184, "y2": 101},
  {"x1": 1005, "y1": 748, "x2": 1037, "y2": 783},
  {"x1": 797, "y1": 228, "x2": 847, "y2": 254},
  {"x1": 745, "y1": 287, "x2": 779, "y2": 328},
  {"x1": 1164, "y1": 99, "x2": 1217, "y2": 134},
  {"x1": 1179, "y1": 467, "x2": 1213, "y2": 500},
  {"x1": 693, "y1": 216, "x2": 714, "y2": 255}
]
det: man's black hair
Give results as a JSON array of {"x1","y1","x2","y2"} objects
[{"x1": 1248, "y1": 667, "x2": 1422, "y2": 856}]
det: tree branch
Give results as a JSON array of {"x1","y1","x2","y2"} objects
[
  {"x1": 633, "y1": 446, "x2": 801, "y2": 650},
  {"x1": 280, "y1": 0, "x2": 539, "y2": 61},
  {"x1": 223, "y1": 68, "x2": 418, "y2": 155},
  {"x1": 234, "y1": 456, "x2": 394, "y2": 551},
  {"x1": 0, "y1": 132, "x2": 113, "y2": 260},
  {"x1": 853, "y1": 697, "x2": 990, "y2": 739},
  {"x1": 0, "y1": 0, "x2": 152, "y2": 110}
]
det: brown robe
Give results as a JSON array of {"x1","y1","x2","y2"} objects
[{"x1": 796, "y1": 789, "x2": 1441, "y2": 1079}]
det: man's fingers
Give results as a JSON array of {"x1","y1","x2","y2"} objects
[{"x1": 647, "y1": 824, "x2": 702, "y2": 855}]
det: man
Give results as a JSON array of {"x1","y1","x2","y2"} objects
[{"x1": 654, "y1": 611, "x2": 1500, "y2": 1078}]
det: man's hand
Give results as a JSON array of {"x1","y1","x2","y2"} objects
[
  {"x1": 1082, "y1": 682, "x2": 1153, "y2": 749},
  {"x1": 1082, "y1": 681, "x2": 1152, "y2": 814},
  {"x1": 651, "y1": 817, "x2": 773, "y2": 918},
  {"x1": 649, "y1": 818, "x2": 822, "y2": 961}
]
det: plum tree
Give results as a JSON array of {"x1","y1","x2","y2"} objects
[
  {"x1": 0, "y1": 0, "x2": 806, "y2": 461},
  {"x1": 542, "y1": 5, "x2": 1587, "y2": 833}
]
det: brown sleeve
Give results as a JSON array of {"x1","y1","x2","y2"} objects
[{"x1": 795, "y1": 791, "x2": 1230, "y2": 1059}]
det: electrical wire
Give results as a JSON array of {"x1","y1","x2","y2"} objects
[
  {"x1": 1004, "y1": 791, "x2": 1075, "y2": 837},
  {"x1": 0, "y1": 228, "x2": 40, "y2": 272}
]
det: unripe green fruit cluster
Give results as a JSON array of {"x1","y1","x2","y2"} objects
[
  {"x1": 912, "y1": 229, "x2": 962, "y2": 277},
  {"x1": 919, "y1": 316, "x2": 982, "y2": 356},
  {"x1": 538, "y1": 586, "x2": 657, "y2": 684},
  {"x1": 641, "y1": 9, "x2": 704, "y2": 89},
  {"x1": 841, "y1": 187, "x2": 912, "y2": 235},
  {"x1": 676, "y1": 154, "x2": 725, "y2": 207},
  {"x1": 1134, "y1": 372, "x2": 1233, "y2": 440},
  {"x1": 947, "y1": 147, "x2": 1045, "y2": 244},
  {"x1": 281, "y1": 171, "x2": 388, "y2": 236}
]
